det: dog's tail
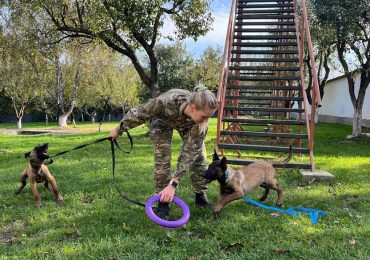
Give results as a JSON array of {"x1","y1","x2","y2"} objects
[{"x1": 280, "y1": 145, "x2": 293, "y2": 163}]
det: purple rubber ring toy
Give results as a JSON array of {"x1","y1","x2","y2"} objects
[{"x1": 145, "y1": 194, "x2": 190, "y2": 228}]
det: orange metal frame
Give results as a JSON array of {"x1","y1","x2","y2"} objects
[{"x1": 216, "y1": 0, "x2": 321, "y2": 171}]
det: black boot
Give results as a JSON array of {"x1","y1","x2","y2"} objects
[
  {"x1": 195, "y1": 193, "x2": 211, "y2": 208},
  {"x1": 153, "y1": 202, "x2": 170, "y2": 219}
]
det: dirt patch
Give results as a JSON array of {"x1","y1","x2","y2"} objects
[{"x1": 0, "y1": 221, "x2": 26, "y2": 245}]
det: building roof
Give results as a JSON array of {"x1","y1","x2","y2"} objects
[{"x1": 327, "y1": 69, "x2": 361, "y2": 83}]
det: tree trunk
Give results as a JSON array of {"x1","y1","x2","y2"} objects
[
  {"x1": 91, "y1": 112, "x2": 96, "y2": 123},
  {"x1": 150, "y1": 81, "x2": 161, "y2": 98},
  {"x1": 72, "y1": 114, "x2": 76, "y2": 128},
  {"x1": 315, "y1": 106, "x2": 319, "y2": 124},
  {"x1": 55, "y1": 56, "x2": 65, "y2": 125},
  {"x1": 352, "y1": 106, "x2": 362, "y2": 137},
  {"x1": 58, "y1": 114, "x2": 68, "y2": 128},
  {"x1": 17, "y1": 117, "x2": 22, "y2": 129}
]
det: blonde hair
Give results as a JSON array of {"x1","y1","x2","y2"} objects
[{"x1": 190, "y1": 83, "x2": 218, "y2": 111}]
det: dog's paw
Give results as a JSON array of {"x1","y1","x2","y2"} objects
[
  {"x1": 57, "y1": 195, "x2": 64, "y2": 202},
  {"x1": 212, "y1": 210, "x2": 221, "y2": 219},
  {"x1": 35, "y1": 202, "x2": 42, "y2": 208},
  {"x1": 276, "y1": 202, "x2": 284, "y2": 208},
  {"x1": 212, "y1": 205, "x2": 222, "y2": 219}
]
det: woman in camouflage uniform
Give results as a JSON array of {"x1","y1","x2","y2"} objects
[{"x1": 109, "y1": 85, "x2": 217, "y2": 217}]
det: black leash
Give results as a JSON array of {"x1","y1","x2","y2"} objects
[
  {"x1": 50, "y1": 137, "x2": 112, "y2": 158},
  {"x1": 110, "y1": 135, "x2": 145, "y2": 207},
  {"x1": 49, "y1": 130, "x2": 145, "y2": 207}
]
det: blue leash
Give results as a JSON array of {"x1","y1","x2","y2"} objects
[{"x1": 243, "y1": 197, "x2": 327, "y2": 224}]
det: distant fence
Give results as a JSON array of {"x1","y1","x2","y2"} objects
[{"x1": 0, "y1": 112, "x2": 125, "y2": 123}]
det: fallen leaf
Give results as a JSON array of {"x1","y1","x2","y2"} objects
[
  {"x1": 273, "y1": 248, "x2": 290, "y2": 255},
  {"x1": 270, "y1": 212, "x2": 280, "y2": 217},
  {"x1": 218, "y1": 242, "x2": 243, "y2": 251},
  {"x1": 348, "y1": 238, "x2": 356, "y2": 245}
]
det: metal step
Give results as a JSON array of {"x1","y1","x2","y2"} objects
[
  {"x1": 234, "y1": 28, "x2": 296, "y2": 33},
  {"x1": 239, "y1": 0, "x2": 294, "y2": 3},
  {"x1": 222, "y1": 117, "x2": 305, "y2": 126},
  {"x1": 238, "y1": 72, "x2": 276, "y2": 76},
  {"x1": 236, "y1": 102, "x2": 272, "y2": 106},
  {"x1": 231, "y1": 49, "x2": 298, "y2": 55},
  {"x1": 238, "y1": 9, "x2": 294, "y2": 14},
  {"x1": 225, "y1": 95, "x2": 303, "y2": 101},
  {"x1": 224, "y1": 106, "x2": 305, "y2": 113},
  {"x1": 237, "y1": 14, "x2": 295, "y2": 20},
  {"x1": 228, "y1": 76, "x2": 300, "y2": 81},
  {"x1": 234, "y1": 35, "x2": 296, "y2": 40},
  {"x1": 220, "y1": 130, "x2": 307, "y2": 139},
  {"x1": 227, "y1": 85, "x2": 301, "y2": 90},
  {"x1": 219, "y1": 143, "x2": 309, "y2": 153},
  {"x1": 235, "y1": 91, "x2": 273, "y2": 95},
  {"x1": 233, "y1": 42, "x2": 298, "y2": 47},
  {"x1": 231, "y1": 57, "x2": 299, "y2": 62},
  {"x1": 225, "y1": 159, "x2": 311, "y2": 169},
  {"x1": 236, "y1": 21, "x2": 295, "y2": 26},
  {"x1": 238, "y1": 3, "x2": 294, "y2": 9},
  {"x1": 228, "y1": 66, "x2": 299, "y2": 71}
]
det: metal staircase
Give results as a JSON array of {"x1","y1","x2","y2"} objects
[{"x1": 216, "y1": 0, "x2": 321, "y2": 171}]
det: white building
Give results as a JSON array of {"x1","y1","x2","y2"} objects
[{"x1": 312, "y1": 73, "x2": 370, "y2": 127}]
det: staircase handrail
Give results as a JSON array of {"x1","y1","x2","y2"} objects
[
  {"x1": 216, "y1": 0, "x2": 237, "y2": 146},
  {"x1": 294, "y1": 0, "x2": 321, "y2": 171}
]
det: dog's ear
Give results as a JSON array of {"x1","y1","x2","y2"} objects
[
  {"x1": 213, "y1": 149, "x2": 220, "y2": 161},
  {"x1": 24, "y1": 152, "x2": 31, "y2": 159},
  {"x1": 38, "y1": 153, "x2": 50, "y2": 160},
  {"x1": 220, "y1": 157, "x2": 227, "y2": 172}
]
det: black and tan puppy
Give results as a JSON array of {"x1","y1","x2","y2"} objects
[
  {"x1": 15, "y1": 143, "x2": 63, "y2": 207},
  {"x1": 202, "y1": 150, "x2": 291, "y2": 218}
]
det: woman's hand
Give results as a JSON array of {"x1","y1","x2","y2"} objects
[
  {"x1": 159, "y1": 184, "x2": 176, "y2": 203},
  {"x1": 109, "y1": 128, "x2": 120, "y2": 140}
]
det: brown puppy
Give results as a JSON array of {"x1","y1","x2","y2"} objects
[
  {"x1": 202, "y1": 150, "x2": 292, "y2": 218},
  {"x1": 15, "y1": 143, "x2": 63, "y2": 207}
]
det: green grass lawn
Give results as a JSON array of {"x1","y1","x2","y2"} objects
[{"x1": 0, "y1": 120, "x2": 369, "y2": 259}]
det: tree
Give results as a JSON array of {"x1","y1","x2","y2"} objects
[
  {"x1": 305, "y1": 1, "x2": 338, "y2": 108},
  {"x1": 312, "y1": 0, "x2": 370, "y2": 137},
  {"x1": 77, "y1": 44, "x2": 141, "y2": 129},
  {"x1": 192, "y1": 46, "x2": 222, "y2": 89},
  {"x1": 0, "y1": 5, "x2": 47, "y2": 129},
  {"x1": 32, "y1": 0, "x2": 214, "y2": 98},
  {"x1": 154, "y1": 41, "x2": 195, "y2": 93},
  {"x1": 41, "y1": 43, "x2": 84, "y2": 128}
]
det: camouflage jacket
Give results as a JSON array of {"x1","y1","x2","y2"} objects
[{"x1": 117, "y1": 89, "x2": 207, "y2": 180}]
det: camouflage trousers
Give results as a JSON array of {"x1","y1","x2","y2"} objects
[{"x1": 149, "y1": 119, "x2": 208, "y2": 195}]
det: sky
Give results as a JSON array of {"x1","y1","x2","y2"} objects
[{"x1": 160, "y1": 0, "x2": 232, "y2": 59}]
